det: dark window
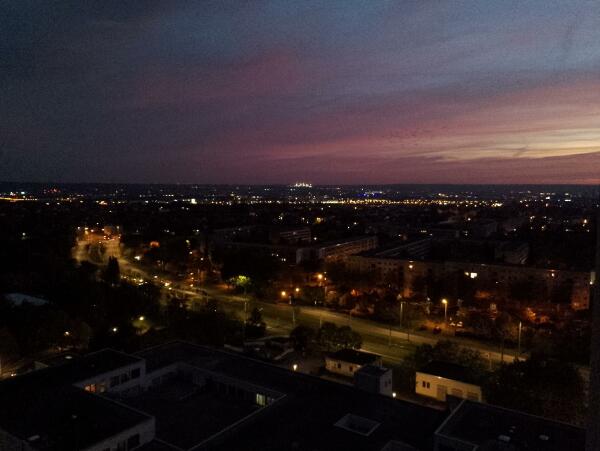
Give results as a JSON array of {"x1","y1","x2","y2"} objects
[
  {"x1": 110, "y1": 376, "x2": 120, "y2": 387},
  {"x1": 121, "y1": 373, "x2": 130, "y2": 384},
  {"x1": 127, "y1": 433, "x2": 140, "y2": 449},
  {"x1": 337, "y1": 363, "x2": 341, "y2": 369},
  {"x1": 131, "y1": 368, "x2": 141, "y2": 379}
]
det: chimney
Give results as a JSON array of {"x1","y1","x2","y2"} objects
[{"x1": 587, "y1": 186, "x2": 600, "y2": 451}]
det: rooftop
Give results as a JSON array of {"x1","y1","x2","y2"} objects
[
  {"x1": 328, "y1": 348, "x2": 381, "y2": 366},
  {"x1": 418, "y1": 361, "x2": 479, "y2": 385},
  {"x1": 0, "y1": 349, "x2": 149, "y2": 451},
  {"x1": 0, "y1": 382, "x2": 151, "y2": 451},
  {"x1": 356, "y1": 365, "x2": 391, "y2": 378},
  {"x1": 136, "y1": 342, "x2": 444, "y2": 451},
  {"x1": 436, "y1": 400, "x2": 585, "y2": 451}
]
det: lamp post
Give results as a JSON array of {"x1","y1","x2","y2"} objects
[
  {"x1": 517, "y1": 320, "x2": 522, "y2": 360},
  {"x1": 442, "y1": 299, "x2": 448, "y2": 323}
]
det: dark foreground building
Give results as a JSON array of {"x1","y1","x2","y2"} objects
[{"x1": 0, "y1": 342, "x2": 585, "y2": 451}]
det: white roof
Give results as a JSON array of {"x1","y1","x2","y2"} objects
[{"x1": 4, "y1": 293, "x2": 49, "y2": 306}]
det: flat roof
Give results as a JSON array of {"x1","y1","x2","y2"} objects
[
  {"x1": 0, "y1": 382, "x2": 151, "y2": 451},
  {"x1": 137, "y1": 342, "x2": 445, "y2": 451},
  {"x1": 356, "y1": 365, "x2": 390, "y2": 377},
  {"x1": 0, "y1": 349, "x2": 149, "y2": 451},
  {"x1": 418, "y1": 361, "x2": 479, "y2": 385},
  {"x1": 328, "y1": 349, "x2": 380, "y2": 365},
  {"x1": 120, "y1": 378, "x2": 259, "y2": 449},
  {"x1": 436, "y1": 400, "x2": 585, "y2": 451}
]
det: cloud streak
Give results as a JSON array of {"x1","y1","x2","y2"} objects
[{"x1": 1, "y1": 0, "x2": 599, "y2": 183}]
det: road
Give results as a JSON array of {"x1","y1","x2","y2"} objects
[
  {"x1": 175, "y1": 284, "x2": 518, "y2": 365},
  {"x1": 72, "y1": 240, "x2": 519, "y2": 365}
]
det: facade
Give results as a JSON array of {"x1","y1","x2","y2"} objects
[
  {"x1": 325, "y1": 349, "x2": 382, "y2": 378},
  {"x1": 354, "y1": 365, "x2": 394, "y2": 397},
  {"x1": 494, "y1": 241, "x2": 529, "y2": 265},
  {"x1": 269, "y1": 227, "x2": 311, "y2": 244},
  {"x1": 416, "y1": 361, "x2": 482, "y2": 402},
  {"x1": 0, "y1": 350, "x2": 153, "y2": 451},
  {"x1": 216, "y1": 235, "x2": 378, "y2": 264},
  {"x1": 317, "y1": 236, "x2": 379, "y2": 261},
  {"x1": 344, "y1": 254, "x2": 592, "y2": 310}
]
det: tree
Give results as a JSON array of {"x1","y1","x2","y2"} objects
[
  {"x1": 317, "y1": 322, "x2": 362, "y2": 351},
  {"x1": 317, "y1": 322, "x2": 338, "y2": 351},
  {"x1": 464, "y1": 311, "x2": 494, "y2": 338},
  {"x1": 0, "y1": 327, "x2": 20, "y2": 363},
  {"x1": 484, "y1": 354, "x2": 585, "y2": 424},
  {"x1": 245, "y1": 307, "x2": 266, "y2": 338},
  {"x1": 103, "y1": 257, "x2": 120, "y2": 285},
  {"x1": 373, "y1": 293, "x2": 399, "y2": 324},
  {"x1": 290, "y1": 325, "x2": 315, "y2": 353},
  {"x1": 228, "y1": 275, "x2": 251, "y2": 294},
  {"x1": 410, "y1": 275, "x2": 426, "y2": 296},
  {"x1": 335, "y1": 325, "x2": 362, "y2": 349}
]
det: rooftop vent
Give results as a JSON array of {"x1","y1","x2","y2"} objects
[
  {"x1": 335, "y1": 413, "x2": 380, "y2": 436},
  {"x1": 498, "y1": 435, "x2": 511, "y2": 443}
]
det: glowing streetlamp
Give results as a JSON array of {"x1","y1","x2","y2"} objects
[{"x1": 442, "y1": 299, "x2": 448, "y2": 323}]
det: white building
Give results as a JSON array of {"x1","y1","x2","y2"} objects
[
  {"x1": 416, "y1": 361, "x2": 482, "y2": 402},
  {"x1": 325, "y1": 349, "x2": 382, "y2": 378}
]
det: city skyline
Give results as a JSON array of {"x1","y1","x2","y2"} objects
[{"x1": 2, "y1": 1, "x2": 600, "y2": 184}]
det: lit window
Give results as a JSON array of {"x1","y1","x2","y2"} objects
[{"x1": 256, "y1": 393, "x2": 267, "y2": 406}]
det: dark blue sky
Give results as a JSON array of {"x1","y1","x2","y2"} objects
[{"x1": 2, "y1": 0, "x2": 599, "y2": 184}]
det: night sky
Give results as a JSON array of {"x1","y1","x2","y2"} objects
[{"x1": 2, "y1": 1, "x2": 600, "y2": 184}]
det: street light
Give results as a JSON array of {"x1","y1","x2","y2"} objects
[
  {"x1": 442, "y1": 299, "x2": 448, "y2": 323},
  {"x1": 517, "y1": 320, "x2": 522, "y2": 360}
]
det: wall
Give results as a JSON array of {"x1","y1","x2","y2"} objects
[
  {"x1": 83, "y1": 417, "x2": 155, "y2": 451},
  {"x1": 415, "y1": 372, "x2": 482, "y2": 402},
  {"x1": 75, "y1": 361, "x2": 146, "y2": 395},
  {"x1": 325, "y1": 358, "x2": 365, "y2": 378}
]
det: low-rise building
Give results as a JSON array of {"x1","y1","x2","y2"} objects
[
  {"x1": 416, "y1": 361, "x2": 482, "y2": 402},
  {"x1": 354, "y1": 365, "x2": 393, "y2": 397},
  {"x1": 0, "y1": 342, "x2": 584, "y2": 451},
  {"x1": 325, "y1": 349, "x2": 382, "y2": 378},
  {"x1": 0, "y1": 349, "x2": 153, "y2": 451}
]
